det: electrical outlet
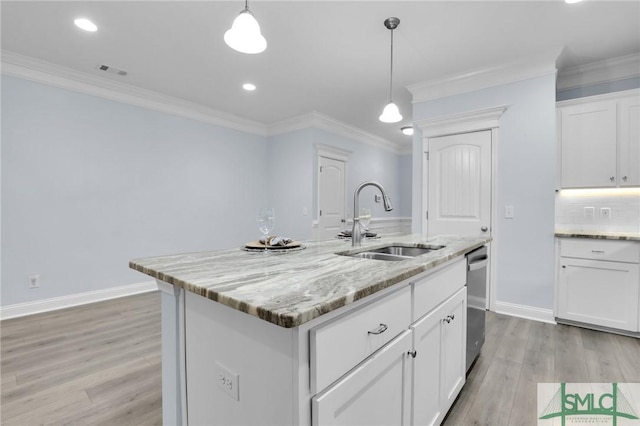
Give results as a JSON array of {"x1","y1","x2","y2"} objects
[
  {"x1": 28, "y1": 274, "x2": 40, "y2": 288},
  {"x1": 374, "y1": 194, "x2": 382, "y2": 203},
  {"x1": 216, "y1": 362, "x2": 239, "y2": 401},
  {"x1": 584, "y1": 207, "x2": 594, "y2": 218},
  {"x1": 601, "y1": 207, "x2": 611, "y2": 219}
]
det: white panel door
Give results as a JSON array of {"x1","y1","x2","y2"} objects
[
  {"x1": 427, "y1": 130, "x2": 491, "y2": 237},
  {"x1": 619, "y1": 96, "x2": 640, "y2": 187},
  {"x1": 312, "y1": 330, "x2": 412, "y2": 426},
  {"x1": 318, "y1": 156, "x2": 346, "y2": 240}
]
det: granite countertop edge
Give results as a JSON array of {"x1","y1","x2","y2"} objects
[
  {"x1": 555, "y1": 230, "x2": 640, "y2": 241},
  {"x1": 130, "y1": 235, "x2": 491, "y2": 328}
]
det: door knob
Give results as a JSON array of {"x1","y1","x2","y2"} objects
[{"x1": 481, "y1": 226, "x2": 488, "y2": 232}]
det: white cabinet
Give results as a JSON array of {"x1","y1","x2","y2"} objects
[
  {"x1": 412, "y1": 287, "x2": 467, "y2": 426},
  {"x1": 312, "y1": 330, "x2": 412, "y2": 426},
  {"x1": 556, "y1": 238, "x2": 640, "y2": 333},
  {"x1": 557, "y1": 89, "x2": 640, "y2": 188}
]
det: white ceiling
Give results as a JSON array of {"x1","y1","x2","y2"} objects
[{"x1": 2, "y1": 1, "x2": 640, "y2": 147}]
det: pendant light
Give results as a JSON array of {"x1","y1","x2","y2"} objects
[
  {"x1": 224, "y1": 0, "x2": 267, "y2": 54},
  {"x1": 379, "y1": 17, "x2": 402, "y2": 123}
]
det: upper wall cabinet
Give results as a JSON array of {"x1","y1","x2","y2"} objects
[{"x1": 557, "y1": 89, "x2": 640, "y2": 189}]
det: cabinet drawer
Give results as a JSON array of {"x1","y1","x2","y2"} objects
[
  {"x1": 310, "y1": 285, "x2": 411, "y2": 393},
  {"x1": 560, "y1": 239, "x2": 640, "y2": 263},
  {"x1": 413, "y1": 259, "x2": 467, "y2": 321}
]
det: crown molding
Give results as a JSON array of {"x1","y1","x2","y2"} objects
[
  {"x1": 268, "y1": 111, "x2": 410, "y2": 155},
  {"x1": 1, "y1": 50, "x2": 268, "y2": 136},
  {"x1": 408, "y1": 50, "x2": 559, "y2": 104},
  {"x1": 556, "y1": 53, "x2": 640, "y2": 91}
]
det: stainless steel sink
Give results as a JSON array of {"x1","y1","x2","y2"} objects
[
  {"x1": 349, "y1": 252, "x2": 409, "y2": 261},
  {"x1": 338, "y1": 244, "x2": 446, "y2": 261},
  {"x1": 368, "y1": 245, "x2": 445, "y2": 257}
]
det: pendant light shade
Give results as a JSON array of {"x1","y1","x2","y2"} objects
[
  {"x1": 379, "y1": 17, "x2": 402, "y2": 124},
  {"x1": 379, "y1": 102, "x2": 402, "y2": 123},
  {"x1": 224, "y1": 2, "x2": 267, "y2": 54}
]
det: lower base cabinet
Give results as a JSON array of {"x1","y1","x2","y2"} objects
[
  {"x1": 412, "y1": 287, "x2": 467, "y2": 426},
  {"x1": 556, "y1": 238, "x2": 640, "y2": 333},
  {"x1": 312, "y1": 330, "x2": 413, "y2": 426}
]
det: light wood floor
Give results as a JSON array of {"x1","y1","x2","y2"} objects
[
  {"x1": 1, "y1": 292, "x2": 161, "y2": 425},
  {"x1": 2, "y1": 292, "x2": 639, "y2": 425}
]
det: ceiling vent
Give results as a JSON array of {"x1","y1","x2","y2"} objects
[{"x1": 97, "y1": 64, "x2": 127, "y2": 76}]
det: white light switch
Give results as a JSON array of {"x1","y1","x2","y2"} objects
[{"x1": 504, "y1": 205, "x2": 514, "y2": 219}]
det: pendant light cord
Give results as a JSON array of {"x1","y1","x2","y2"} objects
[{"x1": 389, "y1": 28, "x2": 394, "y2": 103}]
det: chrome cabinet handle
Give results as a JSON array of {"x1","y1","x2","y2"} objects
[
  {"x1": 592, "y1": 250, "x2": 605, "y2": 254},
  {"x1": 481, "y1": 226, "x2": 488, "y2": 232},
  {"x1": 407, "y1": 350, "x2": 417, "y2": 358},
  {"x1": 368, "y1": 323, "x2": 388, "y2": 335},
  {"x1": 443, "y1": 315, "x2": 455, "y2": 323},
  {"x1": 610, "y1": 176, "x2": 615, "y2": 181},
  {"x1": 623, "y1": 176, "x2": 628, "y2": 181}
]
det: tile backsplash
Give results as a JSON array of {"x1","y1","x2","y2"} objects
[{"x1": 555, "y1": 189, "x2": 640, "y2": 233}]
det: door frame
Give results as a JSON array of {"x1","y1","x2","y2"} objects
[
  {"x1": 315, "y1": 144, "x2": 350, "y2": 238},
  {"x1": 415, "y1": 106, "x2": 506, "y2": 312}
]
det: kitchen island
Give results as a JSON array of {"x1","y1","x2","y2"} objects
[{"x1": 130, "y1": 234, "x2": 490, "y2": 426}]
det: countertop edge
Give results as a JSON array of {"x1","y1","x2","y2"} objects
[
  {"x1": 554, "y1": 231, "x2": 640, "y2": 241},
  {"x1": 130, "y1": 237, "x2": 490, "y2": 328}
]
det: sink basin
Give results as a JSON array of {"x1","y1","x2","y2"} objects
[
  {"x1": 338, "y1": 244, "x2": 446, "y2": 261},
  {"x1": 368, "y1": 245, "x2": 445, "y2": 257},
  {"x1": 350, "y1": 252, "x2": 409, "y2": 261}
]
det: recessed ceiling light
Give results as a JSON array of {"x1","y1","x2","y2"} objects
[
  {"x1": 242, "y1": 83, "x2": 257, "y2": 91},
  {"x1": 74, "y1": 18, "x2": 97, "y2": 32},
  {"x1": 401, "y1": 126, "x2": 414, "y2": 136},
  {"x1": 565, "y1": 0, "x2": 582, "y2": 4}
]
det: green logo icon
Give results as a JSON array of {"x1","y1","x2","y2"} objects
[{"x1": 539, "y1": 383, "x2": 639, "y2": 425}]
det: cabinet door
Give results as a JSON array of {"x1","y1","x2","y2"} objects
[
  {"x1": 560, "y1": 100, "x2": 617, "y2": 188},
  {"x1": 312, "y1": 330, "x2": 412, "y2": 426},
  {"x1": 440, "y1": 288, "x2": 467, "y2": 414},
  {"x1": 619, "y1": 96, "x2": 640, "y2": 187},
  {"x1": 412, "y1": 287, "x2": 466, "y2": 426},
  {"x1": 558, "y1": 258, "x2": 640, "y2": 332}
]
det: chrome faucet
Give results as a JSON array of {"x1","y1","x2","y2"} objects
[{"x1": 352, "y1": 181, "x2": 393, "y2": 247}]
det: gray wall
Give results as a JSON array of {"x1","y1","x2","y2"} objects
[
  {"x1": 1, "y1": 75, "x2": 411, "y2": 307},
  {"x1": 412, "y1": 74, "x2": 557, "y2": 310},
  {"x1": 556, "y1": 76, "x2": 640, "y2": 101}
]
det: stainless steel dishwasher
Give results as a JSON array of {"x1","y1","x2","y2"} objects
[{"x1": 466, "y1": 245, "x2": 488, "y2": 372}]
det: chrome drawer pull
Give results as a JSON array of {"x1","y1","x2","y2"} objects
[
  {"x1": 444, "y1": 315, "x2": 454, "y2": 324},
  {"x1": 408, "y1": 350, "x2": 417, "y2": 358},
  {"x1": 592, "y1": 250, "x2": 605, "y2": 254},
  {"x1": 368, "y1": 323, "x2": 388, "y2": 335}
]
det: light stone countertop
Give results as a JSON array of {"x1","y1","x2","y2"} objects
[
  {"x1": 130, "y1": 234, "x2": 490, "y2": 328},
  {"x1": 555, "y1": 230, "x2": 640, "y2": 241}
]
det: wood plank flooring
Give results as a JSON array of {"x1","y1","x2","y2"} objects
[
  {"x1": 1, "y1": 292, "x2": 161, "y2": 425},
  {"x1": 2, "y1": 292, "x2": 639, "y2": 425},
  {"x1": 443, "y1": 312, "x2": 640, "y2": 426}
]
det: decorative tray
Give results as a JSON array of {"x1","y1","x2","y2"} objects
[{"x1": 242, "y1": 241, "x2": 306, "y2": 253}]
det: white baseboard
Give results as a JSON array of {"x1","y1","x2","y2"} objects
[
  {"x1": 493, "y1": 301, "x2": 556, "y2": 324},
  {"x1": 0, "y1": 281, "x2": 158, "y2": 321}
]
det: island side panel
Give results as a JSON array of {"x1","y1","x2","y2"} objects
[
  {"x1": 184, "y1": 291, "x2": 296, "y2": 425},
  {"x1": 158, "y1": 280, "x2": 188, "y2": 426}
]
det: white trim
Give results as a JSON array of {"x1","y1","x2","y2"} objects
[
  {"x1": 408, "y1": 51, "x2": 559, "y2": 103},
  {"x1": 1, "y1": 50, "x2": 267, "y2": 136},
  {"x1": 0, "y1": 280, "x2": 158, "y2": 320},
  {"x1": 556, "y1": 87, "x2": 640, "y2": 108},
  {"x1": 557, "y1": 53, "x2": 640, "y2": 91},
  {"x1": 494, "y1": 301, "x2": 556, "y2": 324},
  {"x1": 270, "y1": 111, "x2": 408, "y2": 154},
  {"x1": 415, "y1": 106, "x2": 507, "y2": 138},
  {"x1": 315, "y1": 143, "x2": 351, "y2": 163}
]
